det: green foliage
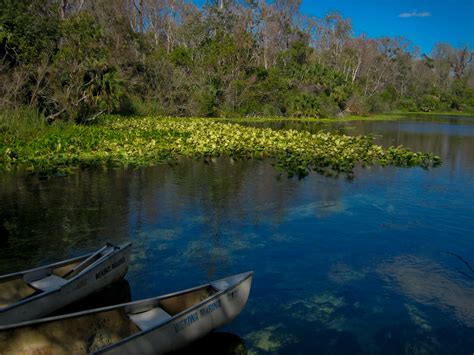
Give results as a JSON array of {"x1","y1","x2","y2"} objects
[
  {"x1": 196, "y1": 84, "x2": 221, "y2": 117},
  {"x1": 286, "y1": 93, "x2": 339, "y2": 118},
  {"x1": 367, "y1": 87, "x2": 400, "y2": 113},
  {"x1": 448, "y1": 79, "x2": 474, "y2": 111},
  {"x1": 0, "y1": 108, "x2": 47, "y2": 140},
  {"x1": 54, "y1": 14, "x2": 107, "y2": 64},
  {"x1": 0, "y1": 0, "x2": 60, "y2": 65},
  {"x1": 49, "y1": 13, "x2": 126, "y2": 122},
  {"x1": 0, "y1": 1, "x2": 472, "y2": 121},
  {"x1": 418, "y1": 94, "x2": 440, "y2": 112},
  {"x1": 287, "y1": 93, "x2": 320, "y2": 117},
  {"x1": 278, "y1": 41, "x2": 313, "y2": 67},
  {"x1": 346, "y1": 92, "x2": 370, "y2": 115},
  {"x1": 397, "y1": 97, "x2": 418, "y2": 112},
  {"x1": 277, "y1": 60, "x2": 354, "y2": 115},
  {"x1": 0, "y1": 115, "x2": 440, "y2": 178},
  {"x1": 235, "y1": 68, "x2": 289, "y2": 116},
  {"x1": 169, "y1": 47, "x2": 193, "y2": 67}
]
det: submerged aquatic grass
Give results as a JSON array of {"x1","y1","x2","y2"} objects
[{"x1": 0, "y1": 116, "x2": 441, "y2": 178}]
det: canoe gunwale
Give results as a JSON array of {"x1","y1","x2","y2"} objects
[
  {"x1": 0, "y1": 242, "x2": 132, "y2": 313},
  {"x1": 0, "y1": 254, "x2": 91, "y2": 282},
  {"x1": 93, "y1": 271, "x2": 254, "y2": 354}
]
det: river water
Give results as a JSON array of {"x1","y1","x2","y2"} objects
[{"x1": 1, "y1": 115, "x2": 473, "y2": 354}]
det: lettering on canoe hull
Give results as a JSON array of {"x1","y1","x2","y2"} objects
[
  {"x1": 95, "y1": 256, "x2": 126, "y2": 280},
  {"x1": 174, "y1": 299, "x2": 222, "y2": 333},
  {"x1": 174, "y1": 312, "x2": 199, "y2": 333},
  {"x1": 199, "y1": 299, "x2": 221, "y2": 317}
]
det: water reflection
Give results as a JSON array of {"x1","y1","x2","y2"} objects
[
  {"x1": 0, "y1": 170, "x2": 131, "y2": 272},
  {"x1": 379, "y1": 255, "x2": 474, "y2": 327},
  {"x1": 334, "y1": 120, "x2": 474, "y2": 173}
]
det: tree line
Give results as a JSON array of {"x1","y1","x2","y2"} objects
[{"x1": 1, "y1": 0, "x2": 473, "y2": 122}]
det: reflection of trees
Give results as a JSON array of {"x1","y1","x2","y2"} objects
[
  {"x1": 127, "y1": 158, "x2": 303, "y2": 276},
  {"x1": 0, "y1": 170, "x2": 131, "y2": 273},
  {"x1": 0, "y1": 156, "x2": 346, "y2": 276},
  {"x1": 378, "y1": 255, "x2": 474, "y2": 327},
  {"x1": 343, "y1": 120, "x2": 474, "y2": 172},
  {"x1": 126, "y1": 157, "x2": 345, "y2": 275}
]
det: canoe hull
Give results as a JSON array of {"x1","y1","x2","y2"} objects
[
  {"x1": 97, "y1": 273, "x2": 253, "y2": 355},
  {"x1": 0, "y1": 244, "x2": 131, "y2": 325}
]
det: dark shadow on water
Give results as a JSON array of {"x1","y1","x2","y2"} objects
[
  {"x1": 171, "y1": 332, "x2": 247, "y2": 355},
  {"x1": 50, "y1": 279, "x2": 132, "y2": 317}
]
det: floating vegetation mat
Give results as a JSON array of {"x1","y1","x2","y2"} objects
[{"x1": 0, "y1": 116, "x2": 441, "y2": 178}]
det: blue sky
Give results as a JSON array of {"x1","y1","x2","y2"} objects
[
  {"x1": 193, "y1": 0, "x2": 473, "y2": 55},
  {"x1": 299, "y1": 0, "x2": 474, "y2": 54}
]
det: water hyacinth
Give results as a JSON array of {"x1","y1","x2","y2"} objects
[{"x1": 0, "y1": 116, "x2": 441, "y2": 178}]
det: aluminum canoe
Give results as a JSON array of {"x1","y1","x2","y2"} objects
[
  {"x1": 0, "y1": 271, "x2": 253, "y2": 354},
  {"x1": 0, "y1": 242, "x2": 132, "y2": 325}
]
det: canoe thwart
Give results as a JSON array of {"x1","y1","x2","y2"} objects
[
  {"x1": 63, "y1": 245, "x2": 115, "y2": 279},
  {"x1": 129, "y1": 307, "x2": 171, "y2": 331}
]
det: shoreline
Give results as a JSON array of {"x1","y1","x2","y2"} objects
[{"x1": 212, "y1": 111, "x2": 474, "y2": 124}]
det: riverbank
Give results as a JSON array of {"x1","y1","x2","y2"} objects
[
  {"x1": 0, "y1": 114, "x2": 441, "y2": 178},
  {"x1": 214, "y1": 111, "x2": 474, "y2": 124},
  {"x1": 398, "y1": 111, "x2": 474, "y2": 117}
]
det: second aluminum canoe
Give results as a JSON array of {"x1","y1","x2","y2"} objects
[{"x1": 0, "y1": 242, "x2": 132, "y2": 325}]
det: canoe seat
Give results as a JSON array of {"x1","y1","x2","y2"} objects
[
  {"x1": 29, "y1": 274, "x2": 67, "y2": 292},
  {"x1": 129, "y1": 307, "x2": 171, "y2": 331}
]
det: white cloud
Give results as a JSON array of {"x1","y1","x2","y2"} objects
[{"x1": 398, "y1": 11, "x2": 431, "y2": 18}]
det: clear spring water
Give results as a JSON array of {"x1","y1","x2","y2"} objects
[{"x1": 1, "y1": 115, "x2": 473, "y2": 354}]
